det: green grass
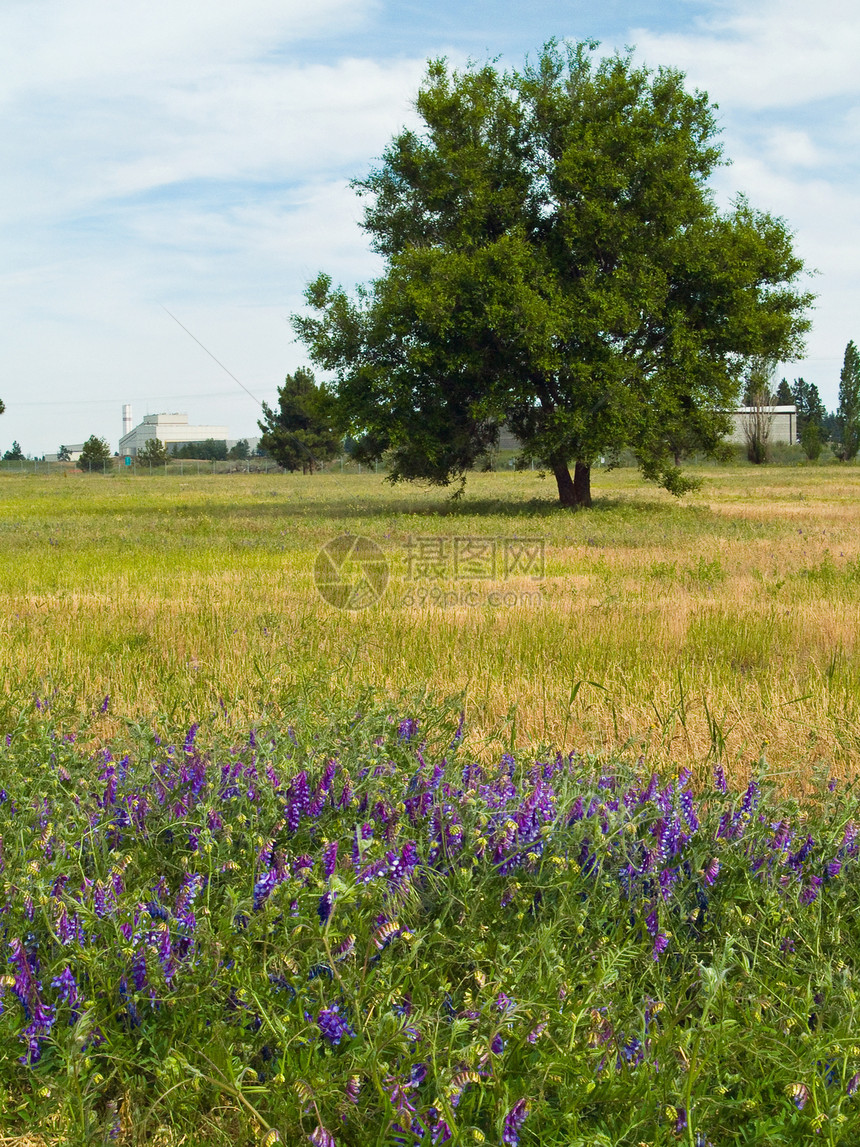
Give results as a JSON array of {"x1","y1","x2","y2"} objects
[
  {"x1": 3, "y1": 464, "x2": 860, "y2": 1143},
  {"x1": 3, "y1": 465, "x2": 860, "y2": 786}
]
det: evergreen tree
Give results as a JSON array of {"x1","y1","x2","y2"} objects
[
  {"x1": 258, "y1": 368, "x2": 340, "y2": 473},
  {"x1": 775, "y1": 378, "x2": 794, "y2": 405},
  {"x1": 56, "y1": 445, "x2": 71, "y2": 462},
  {"x1": 793, "y1": 377, "x2": 827, "y2": 440},
  {"x1": 837, "y1": 341, "x2": 860, "y2": 461},
  {"x1": 2, "y1": 441, "x2": 24, "y2": 461},
  {"x1": 77, "y1": 435, "x2": 112, "y2": 472},
  {"x1": 227, "y1": 439, "x2": 250, "y2": 460}
]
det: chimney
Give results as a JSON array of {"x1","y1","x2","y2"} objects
[{"x1": 122, "y1": 404, "x2": 132, "y2": 438}]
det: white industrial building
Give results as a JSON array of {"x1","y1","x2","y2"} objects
[
  {"x1": 725, "y1": 405, "x2": 797, "y2": 446},
  {"x1": 44, "y1": 444, "x2": 86, "y2": 462},
  {"x1": 119, "y1": 407, "x2": 229, "y2": 457}
]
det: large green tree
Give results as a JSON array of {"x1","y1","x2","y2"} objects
[
  {"x1": 836, "y1": 341, "x2": 860, "y2": 462},
  {"x1": 294, "y1": 42, "x2": 812, "y2": 507},
  {"x1": 258, "y1": 368, "x2": 340, "y2": 473}
]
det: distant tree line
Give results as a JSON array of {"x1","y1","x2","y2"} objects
[{"x1": 739, "y1": 340, "x2": 860, "y2": 462}]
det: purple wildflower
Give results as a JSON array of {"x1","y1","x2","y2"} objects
[
  {"x1": 253, "y1": 869, "x2": 279, "y2": 912},
  {"x1": 318, "y1": 891, "x2": 334, "y2": 925},
  {"x1": 527, "y1": 1022, "x2": 547, "y2": 1043},
  {"x1": 309, "y1": 1126, "x2": 335, "y2": 1147},
  {"x1": 502, "y1": 1099, "x2": 529, "y2": 1145},
  {"x1": 100, "y1": 695, "x2": 110, "y2": 714},
  {"x1": 345, "y1": 1076, "x2": 362, "y2": 1103},
  {"x1": 680, "y1": 789, "x2": 699, "y2": 831},
  {"x1": 842, "y1": 822, "x2": 858, "y2": 855},
  {"x1": 713, "y1": 763, "x2": 727, "y2": 794},
  {"x1": 788, "y1": 1082, "x2": 809, "y2": 1110},
  {"x1": 651, "y1": 933, "x2": 669, "y2": 960},
  {"x1": 51, "y1": 965, "x2": 79, "y2": 1010},
  {"x1": 847, "y1": 1072, "x2": 860, "y2": 1095},
  {"x1": 703, "y1": 857, "x2": 720, "y2": 885},
  {"x1": 317, "y1": 1003, "x2": 354, "y2": 1046},
  {"x1": 674, "y1": 1106, "x2": 687, "y2": 1132},
  {"x1": 398, "y1": 717, "x2": 419, "y2": 741},
  {"x1": 323, "y1": 840, "x2": 338, "y2": 880},
  {"x1": 491, "y1": 1033, "x2": 504, "y2": 1054},
  {"x1": 409, "y1": 1063, "x2": 427, "y2": 1087},
  {"x1": 800, "y1": 876, "x2": 823, "y2": 905},
  {"x1": 827, "y1": 859, "x2": 842, "y2": 878},
  {"x1": 658, "y1": 867, "x2": 678, "y2": 902}
]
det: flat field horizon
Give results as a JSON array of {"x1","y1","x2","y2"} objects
[{"x1": 2, "y1": 462, "x2": 860, "y2": 789}]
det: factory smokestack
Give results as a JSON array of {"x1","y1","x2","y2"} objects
[{"x1": 122, "y1": 404, "x2": 132, "y2": 437}]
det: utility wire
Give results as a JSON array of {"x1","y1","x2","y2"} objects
[{"x1": 161, "y1": 306, "x2": 263, "y2": 408}]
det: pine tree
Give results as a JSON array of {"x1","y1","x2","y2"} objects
[
  {"x1": 258, "y1": 368, "x2": 340, "y2": 473},
  {"x1": 792, "y1": 377, "x2": 827, "y2": 441},
  {"x1": 2, "y1": 441, "x2": 24, "y2": 461},
  {"x1": 775, "y1": 378, "x2": 794, "y2": 405},
  {"x1": 837, "y1": 341, "x2": 860, "y2": 461}
]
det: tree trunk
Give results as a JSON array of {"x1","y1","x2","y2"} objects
[
  {"x1": 552, "y1": 459, "x2": 592, "y2": 508},
  {"x1": 574, "y1": 461, "x2": 592, "y2": 507}
]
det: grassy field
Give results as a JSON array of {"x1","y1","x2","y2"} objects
[
  {"x1": 4, "y1": 463, "x2": 860, "y2": 1145},
  {"x1": 2, "y1": 463, "x2": 860, "y2": 787}
]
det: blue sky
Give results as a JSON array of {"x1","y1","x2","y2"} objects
[{"x1": 2, "y1": 0, "x2": 858, "y2": 456}]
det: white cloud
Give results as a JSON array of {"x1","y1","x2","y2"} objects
[
  {"x1": 0, "y1": 3, "x2": 426, "y2": 452},
  {"x1": 634, "y1": 0, "x2": 860, "y2": 109},
  {"x1": 0, "y1": 0, "x2": 376, "y2": 96}
]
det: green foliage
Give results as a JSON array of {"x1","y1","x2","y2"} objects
[
  {"x1": 801, "y1": 420, "x2": 823, "y2": 461},
  {"x1": 775, "y1": 378, "x2": 794, "y2": 405},
  {"x1": 0, "y1": 398, "x2": 5, "y2": 416},
  {"x1": 227, "y1": 438, "x2": 250, "y2": 460},
  {"x1": 2, "y1": 701, "x2": 860, "y2": 1144},
  {"x1": 137, "y1": 438, "x2": 171, "y2": 466},
  {"x1": 2, "y1": 440, "x2": 24, "y2": 461},
  {"x1": 295, "y1": 41, "x2": 813, "y2": 508},
  {"x1": 56, "y1": 445, "x2": 71, "y2": 462},
  {"x1": 77, "y1": 435, "x2": 112, "y2": 471},
  {"x1": 794, "y1": 377, "x2": 828, "y2": 442},
  {"x1": 258, "y1": 367, "x2": 341, "y2": 473},
  {"x1": 172, "y1": 439, "x2": 229, "y2": 461},
  {"x1": 837, "y1": 341, "x2": 860, "y2": 461}
]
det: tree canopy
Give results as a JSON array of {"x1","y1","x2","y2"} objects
[
  {"x1": 77, "y1": 435, "x2": 112, "y2": 472},
  {"x1": 258, "y1": 368, "x2": 340, "y2": 473},
  {"x1": 294, "y1": 41, "x2": 813, "y2": 507},
  {"x1": 137, "y1": 438, "x2": 171, "y2": 466}
]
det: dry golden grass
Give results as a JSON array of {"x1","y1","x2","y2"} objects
[{"x1": 2, "y1": 462, "x2": 860, "y2": 788}]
